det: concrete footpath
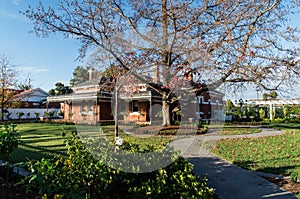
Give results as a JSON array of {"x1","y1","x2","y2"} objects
[{"x1": 176, "y1": 128, "x2": 297, "y2": 199}]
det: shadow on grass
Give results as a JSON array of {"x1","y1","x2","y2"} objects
[
  {"x1": 10, "y1": 142, "x2": 67, "y2": 163},
  {"x1": 20, "y1": 137, "x2": 65, "y2": 144},
  {"x1": 233, "y1": 158, "x2": 300, "y2": 175},
  {"x1": 263, "y1": 123, "x2": 300, "y2": 129}
]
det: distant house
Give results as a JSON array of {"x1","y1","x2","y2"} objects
[
  {"x1": 4, "y1": 88, "x2": 60, "y2": 120},
  {"x1": 47, "y1": 69, "x2": 225, "y2": 124},
  {"x1": 15, "y1": 88, "x2": 57, "y2": 108}
]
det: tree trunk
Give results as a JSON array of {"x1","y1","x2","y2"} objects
[
  {"x1": 1, "y1": 88, "x2": 4, "y2": 121},
  {"x1": 162, "y1": 94, "x2": 171, "y2": 126},
  {"x1": 161, "y1": 0, "x2": 171, "y2": 126},
  {"x1": 114, "y1": 87, "x2": 119, "y2": 140}
]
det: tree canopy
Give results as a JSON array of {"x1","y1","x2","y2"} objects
[
  {"x1": 24, "y1": 0, "x2": 300, "y2": 125},
  {"x1": 262, "y1": 91, "x2": 278, "y2": 100},
  {"x1": 49, "y1": 82, "x2": 73, "y2": 96},
  {"x1": 0, "y1": 53, "x2": 20, "y2": 120},
  {"x1": 70, "y1": 66, "x2": 96, "y2": 86}
]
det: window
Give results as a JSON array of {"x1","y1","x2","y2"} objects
[
  {"x1": 81, "y1": 101, "x2": 86, "y2": 112},
  {"x1": 132, "y1": 100, "x2": 138, "y2": 112},
  {"x1": 88, "y1": 101, "x2": 93, "y2": 111}
]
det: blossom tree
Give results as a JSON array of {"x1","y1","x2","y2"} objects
[{"x1": 24, "y1": 0, "x2": 300, "y2": 126}]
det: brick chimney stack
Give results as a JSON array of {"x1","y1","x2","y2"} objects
[
  {"x1": 88, "y1": 68, "x2": 94, "y2": 80},
  {"x1": 153, "y1": 65, "x2": 159, "y2": 83}
]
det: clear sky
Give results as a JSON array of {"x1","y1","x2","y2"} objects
[
  {"x1": 0, "y1": 0, "x2": 299, "y2": 99},
  {"x1": 0, "y1": 0, "x2": 80, "y2": 91}
]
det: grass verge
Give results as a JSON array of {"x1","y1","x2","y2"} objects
[
  {"x1": 210, "y1": 127, "x2": 300, "y2": 176},
  {"x1": 214, "y1": 126, "x2": 261, "y2": 135}
]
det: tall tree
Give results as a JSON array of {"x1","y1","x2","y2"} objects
[
  {"x1": 0, "y1": 53, "x2": 20, "y2": 121},
  {"x1": 70, "y1": 66, "x2": 89, "y2": 86},
  {"x1": 49, "y1": 82, "x2": 73, "y2": 96},
  {"x1": 269, "y1": 91, "x2": 278, "y2": 99},
  {"x1": 262, "y1": 91, "x2": 278, "y2": 100},
  {"x1": 24, "y1": 0, "x2": 300, "y2": 126}
]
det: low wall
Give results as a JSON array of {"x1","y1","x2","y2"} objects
[{"x1": 4, "y1": 108, "x2": 60, "y2": 120}]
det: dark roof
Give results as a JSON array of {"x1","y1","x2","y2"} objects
[{"x1": 73, "y1": 79, "x2": 100, "y2": 88}]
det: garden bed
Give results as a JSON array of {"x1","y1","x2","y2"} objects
[{"x1": 125, "y1": 125, "x2": 208, "y2": 136}]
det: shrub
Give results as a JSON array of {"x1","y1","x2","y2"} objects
[
  {"x1": 16, "y1": 112, "x2": 24, "y2": 120},
  {"x1": 44, "y1": 111, "x2": 56, "y2": 120},
  {"x1": 23, "y1": 133, "x2": 214, "y2": 198},
  {"x1": 291, "y1": 168, "x2": 300, "y2": 183},
  {"x1": 197, "y1": 126, "x2": 208, "y2": 134},
  {"x1": 0, "y1": 124, "x2": 20, "y2": 198},
  {"x1": 0, "y1": 124, "x2": 20, "y2": 161},
  {"x1": 273, "y1": 118, "x2": 284, "y2": 123}
]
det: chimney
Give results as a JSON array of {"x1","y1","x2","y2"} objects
[
  {"x1": 88, "y1": 68, "x2": 94, "y2": 80},
  {"x1": 153, "y1": 65, "x2": 159, "y2": 83}
]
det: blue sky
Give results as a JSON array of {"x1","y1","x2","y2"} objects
[
  {"x1": 0, "y1": 0, "x2": 299, "y2": 99},
  {"x1": 0, "y1": 0, "x2": 80, "y2": 91}
]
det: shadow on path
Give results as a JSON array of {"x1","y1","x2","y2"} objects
[
  {"x1": 188, "y1": 153, "x2": 297, "y2": 199},
  {"x1": 178, "y1": 128, "x2": 297, "y2": 199}
]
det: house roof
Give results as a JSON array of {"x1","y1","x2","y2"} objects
[
  {"x1": 47, "y1": 91, "x2": 112, "y2": 102},
  {"x1": 15, "y1": 88, "x2": 51, "y2": 102},
  {"x1": 73, "y1": 79, "x2": 101, "y2": 88}
]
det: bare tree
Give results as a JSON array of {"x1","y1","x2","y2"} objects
[
  {"x1": 24, "y1": 0, "x2": 300, "y2": 126},
  {"x1": 0, "y1": 53, "x2": 20, "y2": 121}
]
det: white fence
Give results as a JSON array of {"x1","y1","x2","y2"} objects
[{"x1": 4, "y1": 108, "x2": 60, "y2": 120}]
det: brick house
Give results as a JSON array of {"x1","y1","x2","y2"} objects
[
  {"x1": 47, "y1": 70, "x2": 224, "y2": 124},
  {"x1": 47, "y1": 78, "x2": 114, "y2": 123}
]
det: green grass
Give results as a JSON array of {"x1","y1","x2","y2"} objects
[
  {"x1": 101, "y1": 125, "x2": 174, "y2": 149},
  {"x1": 214, "y1": 126, "x2": 261, "y2": 135},
  {"x1": 9, "y1": 123, "x2": 76, "y2": 163},
  {"x1": 7, "y1": 123, "x2": 174, "y2": 164},
  {"x1": 211, "y1": 128, "x2": 300, "y2": 176}
]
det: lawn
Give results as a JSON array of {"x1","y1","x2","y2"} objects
[
  {"x1": 213, "y1": 126, "x2": 261, "y2": 135},
  {"x1": 211, "y1": 125, "x2": 300, "y2": 176},
  {"x1": 10, "y1": 123, "x2": 76, "y2": 163},
  {"x1": 8, "y1": 123, "x2": 174, "y2": 164},
  {"x1": 9, "y1": 123, "x2": 265, "y2": 165}
]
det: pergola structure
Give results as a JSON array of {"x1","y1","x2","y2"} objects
[{"x1": 247, "y1": 98, "x2": 300, "y2": 120}]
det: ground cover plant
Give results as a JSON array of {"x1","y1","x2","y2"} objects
[
  {"x1": 22, "y1": 132, "x2": 215, "y2": 198},
  {"x1": 0, "y1": 124, "x2": 21, "y2": 198},
  {"x1": 1, "y1": 123, "x2": 215, "y2": 198},
  {"x1": 210, "y1": 124, "x2": 300, "y2": 196}
]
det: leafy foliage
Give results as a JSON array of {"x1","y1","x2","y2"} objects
[
  {"x1": 70, "y1": 66, "x2": 95, "y2": 87},
  {"x1": 49, "y1": 82, "x2": 72, "y2": 96},
  {"x1": 23, "y1": 133, "x2": 214, "y2": 198},
  {"x1": 44, "y1": 111, "x2": 56, "y2": 120},
  {"x1": 262, "y1": 91, "x2": 278, "y2": 100},
  {"x1": 0, "y1": 124, "x2": 20, "y2": 161},
  {"x1": 16, "y1": 112, "x2": 24, "y2": 120},
  {"x1": 0, "y1": 124, "x2": 20, "y2": 198}
]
